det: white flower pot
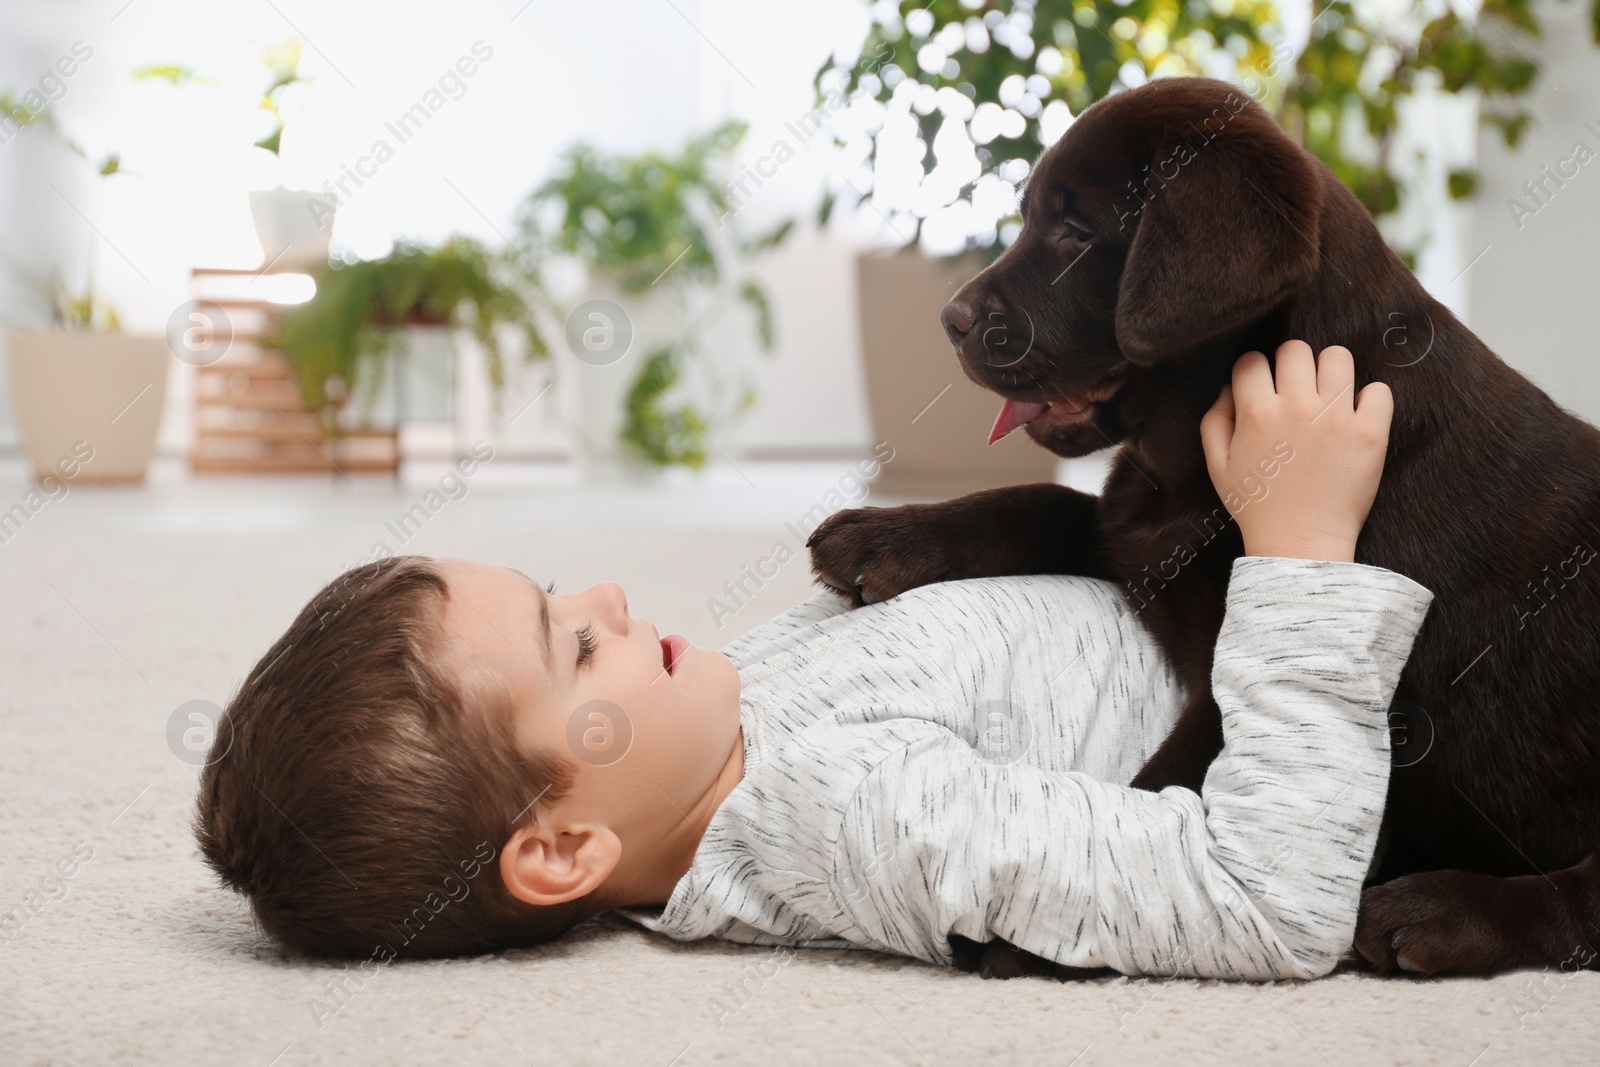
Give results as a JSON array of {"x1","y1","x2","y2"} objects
[
  {"x1": 249, "y1": 188, "x2": 334, "y2": 272},
  {"x1": 4, "y1": 331, "x2": 170, "y2": 483},
  {"x1": 343, "y1": 324, "x2": 456, "y2": 429},
  {"x1": 555, "y1": 275, "x2": 683, "y2": 482}
]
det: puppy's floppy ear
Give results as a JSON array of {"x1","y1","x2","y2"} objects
[{"x1": 1114, "y1": 99, "x2": 1325, "y2": 365}]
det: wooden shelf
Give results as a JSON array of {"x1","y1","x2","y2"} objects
[{"x1": 187, "y1": 267, "x2": 400, "y2": 476}]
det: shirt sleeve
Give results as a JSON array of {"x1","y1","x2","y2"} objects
[{"x1": 828, "y1": 555, "x2": 1435, "y2": 980}]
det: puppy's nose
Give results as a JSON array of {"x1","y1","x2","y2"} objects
[{"x1": 941, "y1": 300, "x2": 976, "y2": 344}]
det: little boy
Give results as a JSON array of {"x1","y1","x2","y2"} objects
[{"x1": 196, "y1": 340, "x2": 1430, "y2": 980}]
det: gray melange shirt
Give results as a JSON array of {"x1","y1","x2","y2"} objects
[{"x1": 617, "y1": 556, "x2": 1435, "y2": 980}]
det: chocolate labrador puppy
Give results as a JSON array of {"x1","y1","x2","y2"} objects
[{"x1": 808, "y1": 76, "x2": 1600, "y2": 980}]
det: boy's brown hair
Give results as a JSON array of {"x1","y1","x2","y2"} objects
[{"x1": 194, "y1": 554, "x2": 610, "y2": 959}]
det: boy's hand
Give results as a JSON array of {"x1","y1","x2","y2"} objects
[{"x1": 1200, "y1": 339, "x2": 1393, "y2": 562}]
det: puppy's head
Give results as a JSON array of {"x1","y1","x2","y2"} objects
[{"x1": 942, "y1": 77, "x2": 1326, "y2": 457}]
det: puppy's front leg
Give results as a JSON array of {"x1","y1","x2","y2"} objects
[
  {"x1": 1128, "y1": 692, "x2": 1224, "y2": 794},
  {"x1": 1355, "y1": 854, "x2": 1600, "y2": 976},
  {"x1": 807, "y1": 482, "x2": 1108, "y2": 607}
]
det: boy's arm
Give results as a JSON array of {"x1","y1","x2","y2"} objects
[{"x1": 827, "y1": 555, "x2": 1433, "y2": 980}]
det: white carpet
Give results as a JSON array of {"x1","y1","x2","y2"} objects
[{"x1": 3, "y1": 480, "x2": 1597, "y2": 1065}]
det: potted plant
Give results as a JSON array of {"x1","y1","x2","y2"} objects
[
  {"x1": 0, "y1": 88, "x2": 168, "y2": 484},
  {"x1": 516, "y1": 120, "x2": 791, "y2": 479},
  {"x1": 135, "y1": 42, "x2": 332, "y2": 270},
  {"x1": 814, "y1": 0, "x2": 1574, "y2": 495},
  {"x1": 241, "y1": 39, "x2": 334, "y2": 270},
  {"x1": 278, "y1": 235, "x2": 548, "y2": 434},
  {"x1": 239, "y1": 40, "x2": 333, "y2": 270}
]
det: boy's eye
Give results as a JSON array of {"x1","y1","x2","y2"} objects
[
  {"x1": 544, "y1": 582, "x2": 597, "y2": 670},
  {"x1": 575, "y1": 623, "x2": 597, "y2": 669}
]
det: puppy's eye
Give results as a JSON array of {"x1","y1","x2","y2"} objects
[{"x1": 1064, "y1": 218, "x2": 1092, "y2": 243}]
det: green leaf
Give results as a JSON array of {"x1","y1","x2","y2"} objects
[
  {"x1": 131, "y1": 64, "x2": 208, "y2": 87},
  {"x1": 1485, "y1": 109, "x2": 1532, "y2": 149},
  {"x1": 1447, "y1": 168, "x2": 1478, "y2": 200},
  {"x1": 254, "y1": 125, "x2": 283, "y2": 156},
  {"x1": 740, "y1": 281, "x2": 775, "y2": 351},
  {"x1": 751, "y1": 218, "x2": 795, "y2": 253},
  {"x1": 620, "y1": 348, "x2": 708, "y2": 468},
  {"x1": 818, "y1": 186, "x2": 837, "y2": 227}
]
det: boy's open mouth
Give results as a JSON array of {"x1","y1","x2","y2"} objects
[{"x1": 661, "y1": 634, "x2": 689, "y2": 676}]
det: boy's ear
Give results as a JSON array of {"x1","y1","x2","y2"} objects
[{"x1": 499, "y1": 821, "x2": 620, "y2": 907}]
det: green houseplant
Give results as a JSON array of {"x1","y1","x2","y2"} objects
[
  {"x1": 137, "y1": 40, "x2": 333, "y2": 270},
  {"x1": 816, "y1": 0, "x2": 1600, "y2": 264},
  {"x1": 516, "y1": 120, "x2": 792, "y2": 472},
  {"x1": 1, "y1": 84, "x2": 130, "y2": 328},
  {"x1": 242, "y1": 39, "x2": 334, "y2": 269},
  {"x1": 279, "y1": 235, "x2": 548, "y2": 430}
]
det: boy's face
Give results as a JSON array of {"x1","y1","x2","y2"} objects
[{"x1": 433, "y1": 559, "x2": 742, "y2": 835}]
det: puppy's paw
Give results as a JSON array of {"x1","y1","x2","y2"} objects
[
  {"x1": 806, "y1": 504, "x2": 960, "y2": 607},
  {"x1": 1355, "y1": 869, "x2": 1573, "y2": 977}
]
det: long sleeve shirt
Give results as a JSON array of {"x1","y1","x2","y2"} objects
[{"x1": 615, "y1": 557, "x2": 1435, "y2": 980}]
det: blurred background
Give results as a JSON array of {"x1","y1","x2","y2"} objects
[
  {"x1": 0, "y1": 0, "x2": 1593, "y2": 644},
  {"x1": 6, "y1": 4, "x2": 1600, "y2": 1061},
  {"x1": 2, "y1": 1, "x2": 1596, "y2": 500},
  {"x1": 4, "y1": 0, "x2": 1599, "y2": 639},
  {"x1": 0, "y1": 0, "x2": 1597, "y2": 620}
]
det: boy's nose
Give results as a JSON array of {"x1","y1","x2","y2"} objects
[{"x1": 596, "y1": 582, "x2": 629, "y2": 627}]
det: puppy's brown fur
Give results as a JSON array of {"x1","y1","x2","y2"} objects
[{"x1": 809, "y1": 77, "x2": 1600, "y2": 979}]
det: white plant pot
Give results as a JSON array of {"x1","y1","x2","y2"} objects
[
  {"x1": 555, "y1": 276, "x2": 683, "y2": 482},
  {"x1": 4, "y1": 331, "x2": 170, "y2": 483},
  {"x1": 249, "y1": 188, "x2": 334, "y2": 272},
  {"x1": 343, "y1": 324, "x2": 456, "y2": 429}
]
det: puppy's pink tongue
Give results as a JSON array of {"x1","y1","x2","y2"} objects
[{"x1": 988, "y1": 399, "x2": 1049, "y2": 445}]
